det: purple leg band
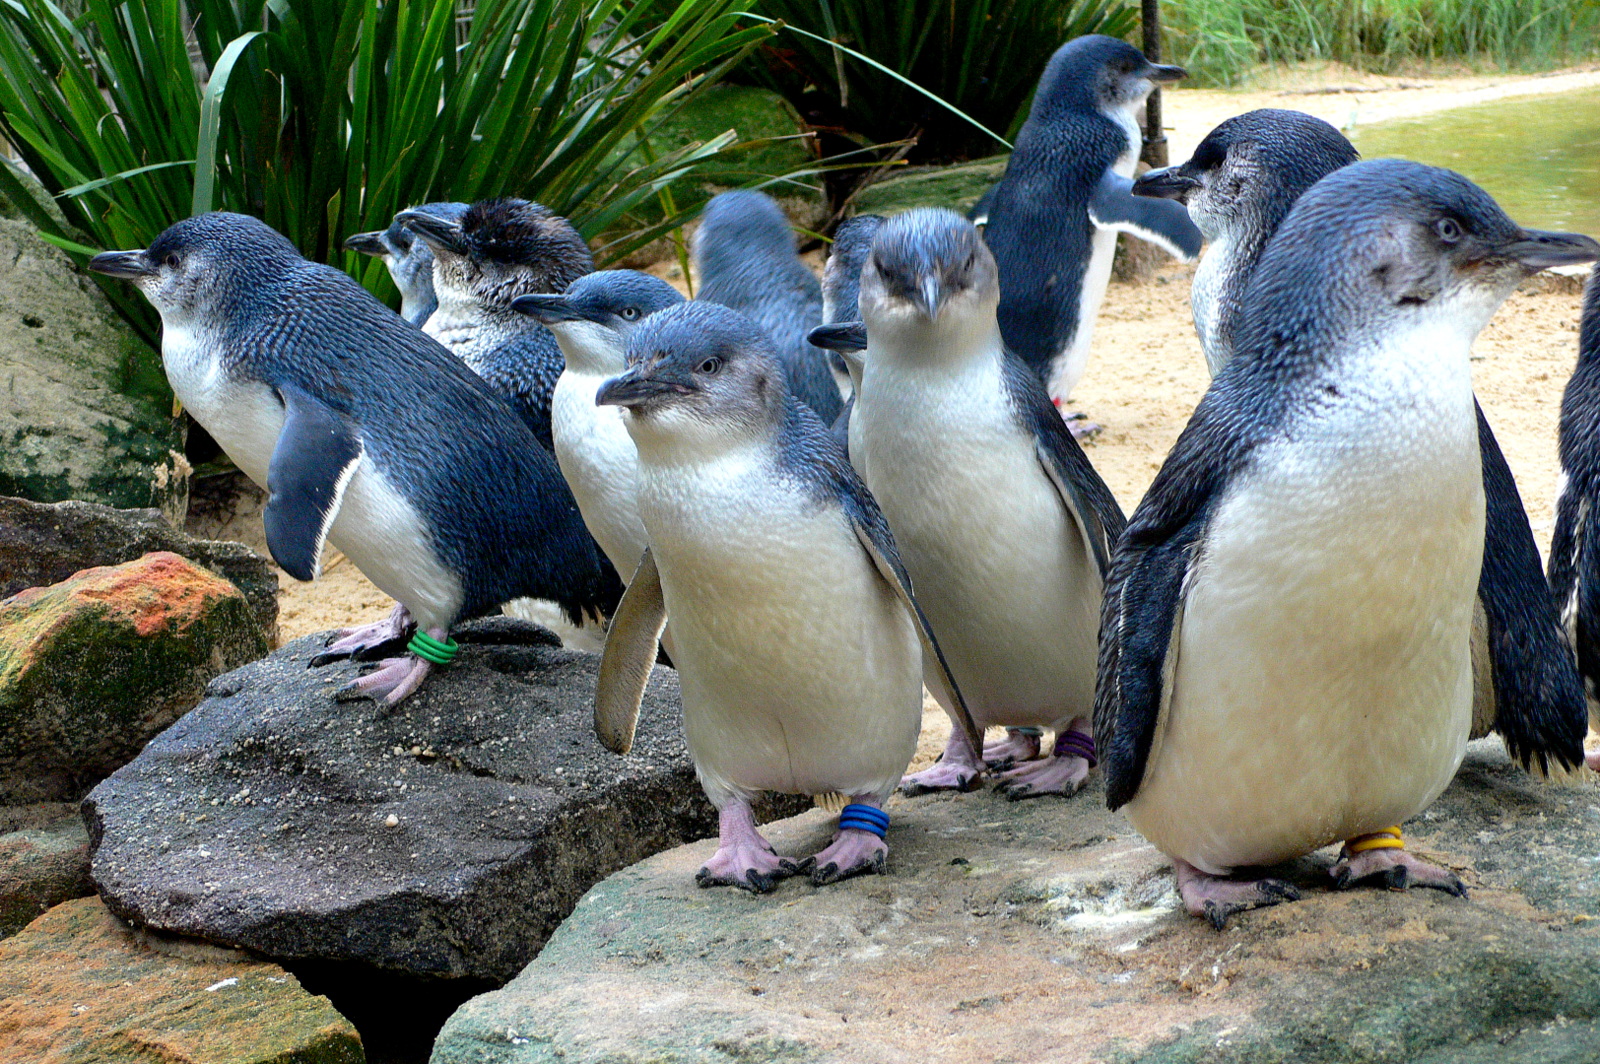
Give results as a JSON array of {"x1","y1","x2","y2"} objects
[{"x1": 1054, "y1": 729, "x2": 1097, "y2": 766}]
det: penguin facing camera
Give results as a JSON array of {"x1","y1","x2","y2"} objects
[
  {"x1": 91, "y1": 212, "x2": 620, "y2": 705},
  {"x1": 692, "y1": 190, "x2": 844, "y2": 424},
  {"x1": 592, "y1": 300, "x2": 981, "y2": 891},
  {"x1": 1097, "y1": 161, "x2": 1599, "y2": 928},
  {"x1": 979, "y1": 34, "x2": 1202, "y2": 436},
  {"x1": 851, "y1": 208, "x2": 1126, "y2": 798},
  {"x1": 400, "y1": 197, "x2": 593, "y2": 449},
  {"x1": 1548, "y1": 264, "x2": 1600, "y2": 774},
  {"x1": 1137, "y1": 110, "x2": 1591, "y2": 783},
  {"x1": 343, "y1": 201, "x2": 469, "y2": 327},
  {"x1": 512, "y1": 270, "x2": 685, "y2": 584}
]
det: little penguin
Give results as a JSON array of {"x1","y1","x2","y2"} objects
[
  {"x1": 342, "y1": 201, "x2": 469, "y2": 326},
  {"x1": 400, "y1": 197, "x2": 593, "y2": 449},
  {"x1": 979, "y1": 34, "x2": 1202, "y2": 430},
  {"x1": 1137, "y1": 111, "x2": 1591, "y2": 781},
  {"x1": 1095, "y1": 160, "x2": 1598, "y2": 928},
  {"x1": 692, "y1": 190, "x2": 844, "y2": 423},
  {"x1": 591, "y1": 300, "x2": 982, "y2": 891},
  {"x1": 1548, "y1": 265, "x2": 1600, "y2": 773},
  {"x1": 850, "y1": 208, "x2": 1127, "y2": 797},
  {"x1": 510, "y1": 270, "x2": 685, "y2": 583},
  {"x1": 1131, "y1": 109, "x2": 1358, "y2": 374},
  {"x1": 90, "y1": 212, "x2": 620, "y2": 704}
]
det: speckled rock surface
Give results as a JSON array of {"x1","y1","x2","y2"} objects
[
  {"x1": 0, "y1": 806, "x2": 91, "y2": 938},
  {"x1": 0, "y1": 218, "x2": 187, "y2": 522},
  {"x1": 431, "y1": 740, "x2": 1600, "y2": 1064},
  {"x1": 86, "y1": 619, "x2": 806, "y2": 983},
  {"x1": 0, "y1": 495, "x2": 278, "y2": 639},
  {"x1": 0, "y1": 896, "x2": 363, "y2": 1063},
  {"x1": 0, "y1": 551, "x2": 268, "y2": 805}
]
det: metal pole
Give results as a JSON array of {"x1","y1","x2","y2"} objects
[{"x1": 1140, "y1": 0, "x2": 1168, "y2": 168}]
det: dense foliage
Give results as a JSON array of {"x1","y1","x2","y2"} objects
[
  {"x1": 1164, "y1": 0, "x2": 1600, "y2": 86},
  {"x1": 738, "y1": 0, "x2": 1138, "y2": 164},
  {"x1": 0, "y1": 0, "x2": 777, "y2": 343}
]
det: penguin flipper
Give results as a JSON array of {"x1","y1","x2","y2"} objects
[
  {"x1": 263, "y1": 385, "x2": 364, "y2": 582},
  {"x1": 1000, "y1": 353, "x2": 1127, "y2": 576},
  {"x1": 1474, "y1": 402, "x2": 1589, "y2": 773},
  {"x1": 594, "y1": 548, "x2": 667, "y2": 755},
  {"x1": 1088, "y1": 169, "x2": 1203, "y2": 262},
  {"x1": 850, "y1": 521, "x2": 985, "y2": 760}
]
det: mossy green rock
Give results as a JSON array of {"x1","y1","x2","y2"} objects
[
  {"x1": 431, "y1": 741, "x2": 1600, "y2": 1064},
  {"x1": 851, "y1": 155, "x2": 1009, "y2": 217},
  {"x1": 654, "y1": 86, "x2": 817, "y2": 193},
  {"x1": 0, "y1": 551, "x2": 268, "y2": 805},
  {"x1": 0, "y1": 217, "x2": 187, "y2": 523},
  {"x1": 0, "y1": 896, "x2": 363, "y2": 1063}
]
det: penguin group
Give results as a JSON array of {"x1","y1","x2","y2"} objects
[{"x1": 90, "y1": 32, "x2": 1600, "y2": 925}]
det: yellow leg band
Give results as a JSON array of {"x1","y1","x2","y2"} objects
[{"x1": 1346, "y1": 826, "x2": 1405, "y2": 854}]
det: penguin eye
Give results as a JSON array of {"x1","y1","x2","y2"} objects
[
  {"x1": 697, "y1": 356, "x2": 723, "y2": 375},
  {"x1": 164, "y1": 253, "x2": 180, "y2": 269},
  {"x1": 1435, "y1": 218, "x2": 1464, "y2": 244},
  {"x1": 620, "y1": 307, "x2": 640, "y2": 321}
]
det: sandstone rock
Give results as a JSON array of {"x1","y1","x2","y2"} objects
[
  {"x1": 0, "y1": 217, "x2": 187, "y2": 522},
  {"x1": 0, "y1": 494, "x2": 279, "y2": 639},
  {"x1": 0, "y1": 552, "x2": 268, "y2": 805},
  {"x1": 851, "y1": 155, "x2": 1008, "y2": 217},
  {"x1": 0, "y1": 807, "x2": 91, "y2": 938},
  {"x1": 85, "y1": 619, "x2": 806, "y2": 983},
  {"x1": 431, "y1": 740, "x2": 1600, "y2": 1064},
  {"x1": 0, "y1": 896, "x2": 363, "y2": 1063}
]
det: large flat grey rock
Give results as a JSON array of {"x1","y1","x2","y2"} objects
[
  {"x1": 432, "y1": 741, "x2": 1600, "y2": 1064},
  {"x1": 85, "y1": 619, "x2": 804, "y2": 983}
]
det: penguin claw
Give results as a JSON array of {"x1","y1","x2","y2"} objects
[
  {"x1": 696, "y1": 837, "x2": 794, "y2": 893},
  {"x1": 805, "y1": 829, "x2": 888, "y2": 886},
  {"x1": 992, "y1": 754, "x2": 1090, "y2": 800},
  {"x1": 899, "y1": 761, "x2": 984, "y2": 795},
  {"x1": 333, "y1": 655, "x2": 433, "y2": 706},
  {"x1": 315, "y1": 606, "x2": 415, "y2": 667},
  {"x1": 982, "y1": 731, "x2": 1043, "y2": 769},
  {"x1": 1060, "y1": 410, "x2": 1102, "y2": 441},
  {"x1": 1176, "y1": 859, "x2": 1300, "y2": 929},
  {"x1": 1330, "y1": 848, "x2": 1467, "y2": 898}
]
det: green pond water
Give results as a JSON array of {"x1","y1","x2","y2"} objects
[{"x1": 1350, "y1": 86, "x2": 1600, "y2": 236}]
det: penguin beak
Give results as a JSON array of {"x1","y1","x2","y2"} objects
[
  {"x1": 914, "y1": 274, "x2": 949, "y2": 320},
  {"x1": 807, "y1": 322, "x2": 868, "y2": 353},
  {"x1": 88, "y1": 250, "x2": 156, "y2": 279},
  {"x1": 511, "y1": 293, "x2": 590, "y2": 325},
  {"x1": 1147, "y1": 63, "x2": 1187, "y2": 83},
  {"x1": 343, "y1": 231, "x2": 388, "y2": 257},
  {"x1": 1496, "y1": 229, "x2": 1600, "y2": 271},
  {"x1": 595, "y1": 364, "x2": 696, "y2": 408},
  {"x1": 396, "y1": 210, "x2": 468, "y2": 255},
  {"x1": 1132, "y1": 165, "x2": 1201, "y2": 201}
]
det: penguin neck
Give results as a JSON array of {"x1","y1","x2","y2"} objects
[
  {"x1": 424, "y1": 291, "x2": 529, "y2": 356},
  {"x1": 552, "y1": 322, "x2": 626, "y2": 377},
  {"x1": 625, "y1": 407, "x2": 775, "y2": 472},
  {"x1": 869, "y1": 302, "x2": 1003, "y2": 377}
]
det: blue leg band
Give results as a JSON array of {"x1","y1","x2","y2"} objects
[{"x1": 838, "y1": 803, "x2": 890, "y2": 839}]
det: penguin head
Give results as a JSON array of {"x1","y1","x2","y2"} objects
[
  {"x1": 822, "y1": 215, "x2": 885, "y2": 323},
  {"x1": 89, "y1": 211, "x2": 300, "y2": 328},
  {"x1": 1244, "y1": 159, "x2": 1600, "y2": 349},
  {"x1": 1134, "y1": 110, "x2": 1359, "y2": 241},
  {"x1": 1030, "y1": 35, "x2": 1185, "y2": 125},
  {"x1": 345, "y1": 202, "x2": 468, "y2": 299},
  {"x1": 401, "y1": 197, "x2": 593, "y2": 306},
  {"x1": 596, "y1": 301, "x2": 786, "y2": 451},
  {"x1": 692, "y1": 191, "x2": 801, "y2": 277},
  {"x1": 511, "y1": 270, "x2": 685, "y2": 374},
  {"x1": 858, "y1": 208, "x2": 998, "y2": 346}
]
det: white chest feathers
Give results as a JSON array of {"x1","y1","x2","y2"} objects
[
  {"x1": 632, "y1": 442, "x2": 922, "y2": 805},
  {"x1": 161, "y1": 317, "x2": 283, "y2": 487},
  {"x1": 552, "y1": 370, "x2": 648, "y2": 581},
  {"x1": 1128, "y1": 323, "x2": 1485, "y2": 873}
]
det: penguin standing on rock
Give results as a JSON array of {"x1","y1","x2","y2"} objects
[
  {"x1": 692, "y1": 190, "x2": 844, "y2": 424},
  {"x1": 401, "y1": 198, "x2": 593, "y2": 449},
  {"x1": 980, "y1": 35, "x2": 1202, "y2": 434},
  {"x1": 511, "y1": 270, "x2": 685, "y2": 583},
  {"x1": 592, "y1": 301, "x2": 981, "y2": 891},
  {"x1": 1548, "y1": 264, "x2": 1600, "y2": 773},
  {"x1": 342, "y1": 201, "x2": 469, "y2": 326},
  {"x1": 1136, "y1": 111, "x2": 1591, "y2": 780},
  {"x1": 1097, "y1": 161, "x2": 1598, "y2": 928},
  {"x1": 851, "y1": 209, "x2": 1126, "y2": 798},
  {"x1": 90, "y1": 213, "x2": 618, "y2": 704}
]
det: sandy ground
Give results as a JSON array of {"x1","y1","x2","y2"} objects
[{"x1": 182, "y1": 64, "x2": 1598, "y2": 766}]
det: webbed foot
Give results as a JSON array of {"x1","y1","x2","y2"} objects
[
  {"x1": 335, "y1": 654, "x2": 433, "y2": 706},
  {"x1": 1331, "y1": 829, "x2": 1466, "y2": 897},
  {"x1": 1176, "y1": 858, "x2": 1300, "y2": 930},
  {"x1": 983, "y1": 728, "x2": 1043, "y2": 769},
  {"x1": 696, "y1": 800, "x2": 795, "y2": 894},
  {"x1": 900, "y1": 730, "x2": 984, "y2": 795},
  {"x1": 994, "y1": 726, "x2": 1093, "y2": 800},
  {"x1": 313, "y1": 604, "x2": 414, "y2": 665}
]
